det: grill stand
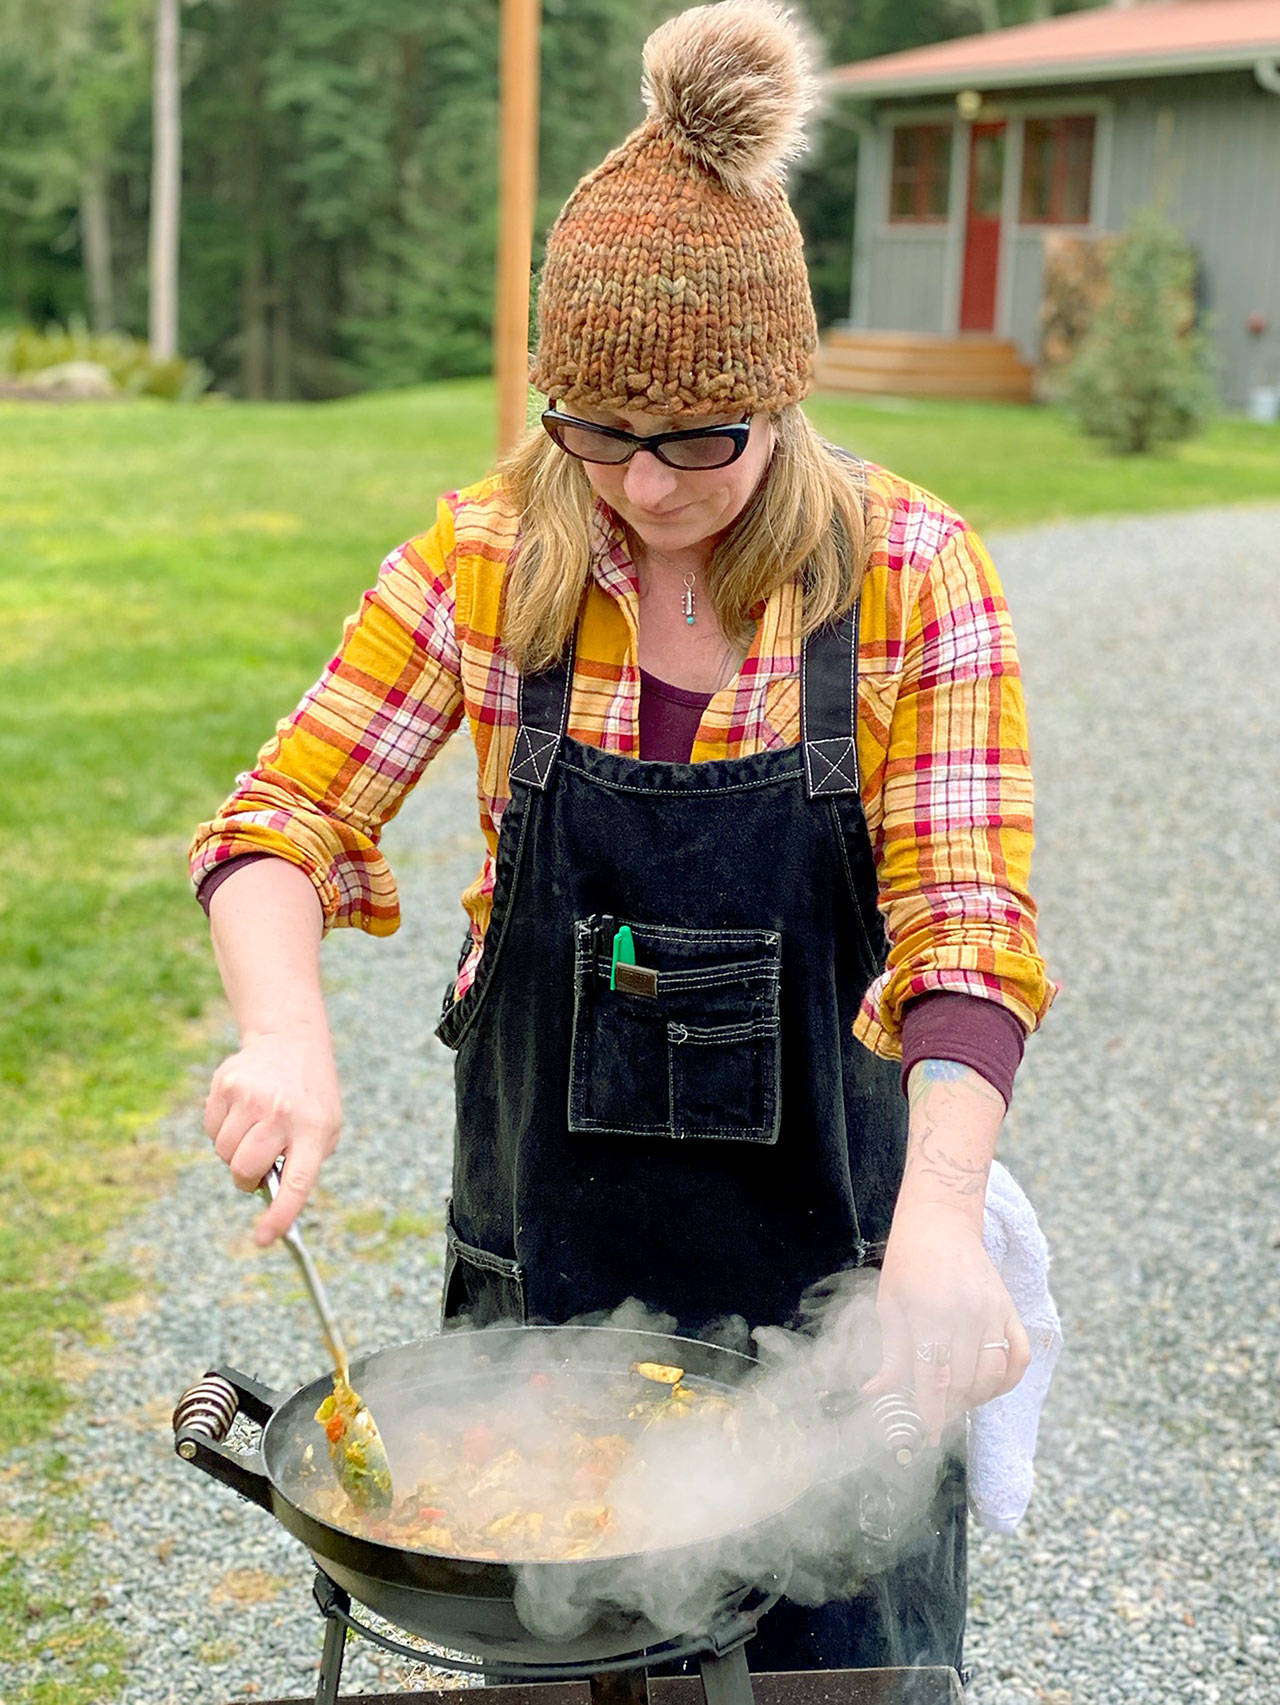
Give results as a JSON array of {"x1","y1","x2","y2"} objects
[
  {"x1": 316, "y1": 1593, "x2": 348, "y2": 1705},
  {"x1": 310, "y1": 1571, "x2": 762, "y2": 1705}
]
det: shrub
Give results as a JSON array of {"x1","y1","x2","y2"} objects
[
  {"x1": 0, "y1": 319, "x2": 211, "y2": 400},
  {"x1": 1064, "y1": 208, "x2": 1215, "y2": 454}
]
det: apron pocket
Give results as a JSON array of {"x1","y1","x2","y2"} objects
[
  {"x1": 440, "y1": 1204, "x2": 527, "y2": 1329},
  {"x1": 666, "y1": 1018, "x2": 781, "y2": 1142},
  {"x1": 568, "y1": 916, "x2": 782, "y2": 1144}
]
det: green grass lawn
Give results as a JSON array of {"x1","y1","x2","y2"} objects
[
  {"x1": 0, "y1": 380, "x2": 500, "y2": 1459},
  {"x1": 0, "y1": 376, "x2": 1276, "y2": 1700},
  {"x1": 804, "y1": 391, "x2": 1280, "y2": 531}
]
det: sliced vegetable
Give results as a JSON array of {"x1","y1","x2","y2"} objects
[
  {"x1": 631, "y1": 1361, "x2": 685, "y2": 1385},
  {"x1": 313, "y1": 1375, "x2": 393, "y2": 1511}
]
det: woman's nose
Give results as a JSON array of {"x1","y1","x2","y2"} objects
[{"x1": 623, "y1": 449, "x2": 679, "y2": 509}]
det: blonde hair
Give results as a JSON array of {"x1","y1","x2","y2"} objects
[{"x1": 497, "y1": 406, "x2": 867, "y2": 674}]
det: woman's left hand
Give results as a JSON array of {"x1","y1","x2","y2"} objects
[{"x1": 864, "y1": 1198, "x2": 1030, "y2": 1445}]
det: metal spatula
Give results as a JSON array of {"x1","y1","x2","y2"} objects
[{"x1": 258, "y1": 1162, "x2": 393, "y2": 1510}]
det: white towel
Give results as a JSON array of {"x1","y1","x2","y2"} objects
[{"x1": 969, "y1": 1160, "x2": 1063, "y2": 1534}]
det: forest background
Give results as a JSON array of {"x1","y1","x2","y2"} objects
[{"x1": 1, "y1": 0, "x2": 1105, "y2": 397}]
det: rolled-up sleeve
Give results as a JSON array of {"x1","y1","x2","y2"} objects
[
  {"x1": 867, "y1": 523, "x2": 1056, "y2": 1048},
  {"x1": 188, "y1": 497, "x2": 465, "y2": 935}
]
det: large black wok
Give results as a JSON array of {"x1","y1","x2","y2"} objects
[{"x1": 173, "y1": 1324, "x2": 797, "y2": 1665}]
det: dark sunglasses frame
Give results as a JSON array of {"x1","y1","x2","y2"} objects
[{"x1": 540, "y1": 407, "x2": 753, "y2": 469}]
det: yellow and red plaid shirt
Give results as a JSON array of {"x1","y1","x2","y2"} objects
[{"x1": 189, "y1": 462, "x2": 1055, "y2": 1058}]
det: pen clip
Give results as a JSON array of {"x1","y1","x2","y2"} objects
[{"x1": 610, "y1": 924, "x2": 636, "y2": 991}]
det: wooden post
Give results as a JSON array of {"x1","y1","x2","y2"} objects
[
  {"x1": 148, "y1": 0, "x2": 181, "y2": 360},
  {"x1": 494, "y1": 0, "x2": 542, "y2": 458}
]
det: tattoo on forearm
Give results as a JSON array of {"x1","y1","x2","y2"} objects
[
  {"x1": 921, "y1": 1059, "x2": 967, "y2": 1082},
  {"x1": 907, "y1": 1058, "x2": 1005, "y2": 1114},
  {"x1": 907, "y1": 1119, "x2": 990, "y2": 1195},
  {"x1": 903, "y1": 1058, "x2": 1003, "y2": 1200}
]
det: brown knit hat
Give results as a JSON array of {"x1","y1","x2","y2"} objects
[{"x1": 529, "y1": 0, "x2": 819, "y2": 418}]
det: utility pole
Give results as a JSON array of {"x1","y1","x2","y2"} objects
[{"x1": 494, "y1": 0, "x2": 541, "y2": 456}]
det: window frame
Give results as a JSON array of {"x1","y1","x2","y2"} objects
[
  {"x1": 887, "y1": 122, "x2": 954, "y2": 225},
  {"x1": 1018, "y1": 113, "x2": 1097, "y2": 227}
]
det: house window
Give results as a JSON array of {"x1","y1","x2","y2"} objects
[
  {"x1": 889, "y1": 125, "x2": 952, "y2": 222},
  {"x1": 1020, "y1": 115, "x2": 1095, "y2": 224}
]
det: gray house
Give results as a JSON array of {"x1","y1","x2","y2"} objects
[{"x1": 818, "y1": 0, "x2": 1280, "y2": 410}]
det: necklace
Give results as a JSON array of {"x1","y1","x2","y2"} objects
[{"x1": 681, "y1": 571, "x2": 696, "y2": 626}]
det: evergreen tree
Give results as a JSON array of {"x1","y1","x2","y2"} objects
[
  {"x1": 0, "y1": 0, "x2": 150, "y2": 330},
  {"x1": 1064, "y1": 207, "x2": 1215, "y2": 454}
]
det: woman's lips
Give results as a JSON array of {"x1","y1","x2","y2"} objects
[{"x1": 632, "y1": 504, "x2": 691, "y2": 523}]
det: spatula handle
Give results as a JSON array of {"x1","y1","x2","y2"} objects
[{"x1": 259, "y1": 1161, "x2": 350, "y2": 1382}]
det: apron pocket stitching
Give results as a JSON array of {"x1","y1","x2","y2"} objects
[
  {"x1": 607, "y1": 920, "x2": 781, "y2": 949},
  {"x1": 445, "y1": 1205, "x2": 524, "y2": 1279},
  {"x1": 668, "y1": 1018, "x2": 779, "y2": 1045},
  {"x1": 593, "y1": 963, "x2": 781, "y2": 996},
  {"x1": 441, "y1": 1206, "x2": 527, "y2": 1327}
]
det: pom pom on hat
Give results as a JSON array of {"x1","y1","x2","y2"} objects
[
  {"x1": 642, "y1": 0, "x2": 818, "y2": 197},
  {"x1": 529, "y1": 0, "x2": 820, "y2": 415}
]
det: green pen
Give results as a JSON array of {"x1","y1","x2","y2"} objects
[{"x1": 610, "y1": 924, "x2": 636, "y2": 991}]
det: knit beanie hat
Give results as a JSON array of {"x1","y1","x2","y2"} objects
[{"x1": 529, "y1": 0, "x2": 819, "y2": 418}]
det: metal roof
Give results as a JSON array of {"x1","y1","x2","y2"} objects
[{"x1": 826, "y1": 0, "x2": 1280, "y2": 98}]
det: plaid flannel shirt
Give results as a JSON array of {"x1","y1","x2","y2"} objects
[{"x1": 189, "y1": 462, "x2": 1055, "y2": 1058}]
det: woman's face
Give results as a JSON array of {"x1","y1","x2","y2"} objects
[{"x1": 572, "y1": 404, "x2": 775, "y2": 559}]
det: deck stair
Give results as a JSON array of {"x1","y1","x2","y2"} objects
[{"x1": 815, "y1": 330, "x2": 1035, "y2": 403}]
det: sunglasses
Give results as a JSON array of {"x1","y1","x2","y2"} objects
[{"x1": 540, "y1": 407, "x2": 753, "y2": 470}]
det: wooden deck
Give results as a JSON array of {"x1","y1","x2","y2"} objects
[{"x1": 814, "y1": 330, "x2": 1035, "y2": 403}]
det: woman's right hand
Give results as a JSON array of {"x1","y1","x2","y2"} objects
[
  {"x1": 204, "y1": 1025, "x2": 342, "y2": 1245},
  {"x1": 202, "y1": 857, "x2": 337, "y2": 1244}
]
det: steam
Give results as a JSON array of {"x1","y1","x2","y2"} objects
[{"x1": 509, "y1": 1273, "x2": 955, "y2": 1647}]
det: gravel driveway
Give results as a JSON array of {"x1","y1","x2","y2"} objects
[{"x1": 5, "y1": 502, "x2": 1279, "y2": 1705}]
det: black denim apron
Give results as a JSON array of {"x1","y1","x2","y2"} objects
[{"x1": 435, "y1": 603, "x2": 966, "y2": 1673}]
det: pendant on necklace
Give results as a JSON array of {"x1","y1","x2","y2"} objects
[{"x1": 681, "y1": 572, "x2": 696, "y2": 626}]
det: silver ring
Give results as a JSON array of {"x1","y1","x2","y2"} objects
[
  {"x1": 914, "y1": 1341, "x2": 951, "y2": 1367},
  {"x1": 981, "y1": 1338, "x2": 1012, "y2": 1353}
]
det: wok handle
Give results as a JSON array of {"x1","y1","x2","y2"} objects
[
  {"x1": 819, "y1": 1386, "x2": 929, "y2": 1467},
  {"x1": 172, "y1": 1365, "x2": 284, "y2": 1514}
]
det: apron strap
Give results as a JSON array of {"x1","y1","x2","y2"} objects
[
  {"x1": 511, "y1": 637, "x2": 576, "y2": 790},
  {"x1": 800, "y1": 597, "x2": 862, "y2": 798},
  {"x1": 513, "y1": 589, "x2": 861, "y2": 797}
]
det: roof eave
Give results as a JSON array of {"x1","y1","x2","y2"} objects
[{"x1": 824, "y1": 44, "x2": 1280, "y2": 101}]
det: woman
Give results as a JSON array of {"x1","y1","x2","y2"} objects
[{"x1": 191, "y1": 0, "x2": 1054, "y2": 1676}]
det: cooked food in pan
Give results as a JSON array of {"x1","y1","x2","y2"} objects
[
  {"x1": 297, "y1": 1358, "x2": 766, "y2": 1562},
  {"x1": 631, "y1": 1361, "x2": 686, "y2": 1386}
]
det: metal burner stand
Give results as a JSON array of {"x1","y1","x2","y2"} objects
[
  {"x1": 279, "y1": 1571, "x2": 963, "y2": 1705},
  {"x1": 307, "y1": 1568, "x2": 773, "y2": 1705}
]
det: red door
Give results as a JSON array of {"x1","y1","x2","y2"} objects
[{"x1": 959, "y1": 122, "x2": 1006, "y2": 332}]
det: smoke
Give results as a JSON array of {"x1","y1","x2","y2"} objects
[{"x1": 510, "y1": 1272, "x2": 957, "y2": 1647}]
